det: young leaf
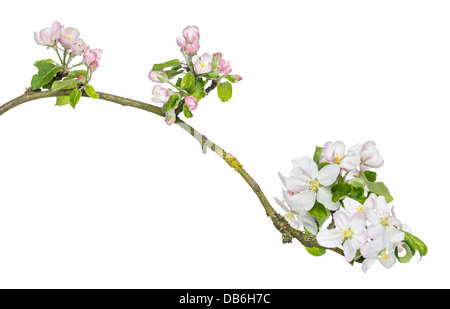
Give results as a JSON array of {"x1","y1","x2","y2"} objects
[
  {"x1": 331, "y1": 183, "x2": 353, "y2": 202},
  {"x1": 183, "y1": 104, "x2": 193, "y2": 118},
  {"x1": 313, "y1": 146, "x2": 323, "y2": 164},
  {"x1": 85, "y1": 85, "x2": 99, "y2": 99},
  {"x1": 31, "y1": 62, "x2": 62, "y2": 90},
  {"x1": 69, "y1": 88, "x2": 82, "y2": 108},
  {"x1": 34, "y1": 59, "x2": 55, "y2": 68},
  {"x1": 181, "y1": 72, "x2": 195, "y2": 93},
  {"x1": 163, "y1": 95, "x2": 179, "y2": 111},
  {"x1": 65, "y1": 70, "x2": 87, "y2": 80},
  {"x1": 51, "y1": 79, "x2": 78, "y2": 91},
  {"x1": 359, "y1": 170, "x2": 393, "y2": 203},
  {"x1": 152, "y1": 59, "x2": 180, "y2": 71},
  {"x1": 403, "y1": 231, "x2": 428, "y2": 258},
  {"x1": 395, "y1": 242, "x2": 415, "y2": 263},
  {"x1": 217, "y1": 81, "x2": 232, "y2": 102},
  {"x1": 55, "y1": 96, "x2": 70, "y2": 106},
  {"x1": 308, "y1": 202, "x2": 328, "y2": 219},
  {"x1": 305, "y1": 246, "x2": 326, "y2": 257},
  {"x1": 364, "y1": 170, "x2": 377, "y2": 182}
]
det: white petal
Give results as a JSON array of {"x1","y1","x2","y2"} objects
[
  {"x1": 343, "y1": 241, "x2": 356, "y2": 262},
  {"x1": 317, "y1": 229, "x2": 342, "y2": 248},
  {"x1": 349, "y1": 212, "x2": 367, "y2": 233},
  {"x1": 317, "y1": 163, "x2": 340, "y2": 186},
  {"x1": 333, "y1": 210, "x2": 349, "y2": 229},
  {"x1": 317, "y1": 187, "x2": 340, "y2": 211},
  {"x1": 361, "y1": 258, "x2": 377, "y2": 273},
  {"x1": 296, "y1": 211, "x2": 318, "y2": 235},
  {"x1": 339, "y1": 154, "x2": 361, "y2": 171},
  {"x1": 294, "y1": 156, "x2": 318, "y2": 179},
  {"x1": 274, "y1": 197, "x2": 289, "y2": 213},
  {"x1": 285, "y1": 175, "x2": 308, "y2": 193},
  {"x1": 379, "y1": 250, "x2": 396, "y2": 269},
  {"x1": 342, "y1": 197, "x2": 361, "y2": 215}
]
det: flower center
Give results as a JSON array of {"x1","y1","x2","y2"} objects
[
  {"x1": 356, "y1": 204, "x2": 365, "y2": 212},
  {"x1": 334, "y1": 153, "x2": 345, "y2": 164},
  {"x1": 379, "y1": 217, "x2": 390, "y2": 229},
  {"x1": 66, "y1": 35, "x2": 72, "y2": 40},
  {"x1": 340, "y1": 228, "x2": 354, "y2": 240},
  {"x1": 308, "y1": 179, "x2": 321, "y2": 193}
]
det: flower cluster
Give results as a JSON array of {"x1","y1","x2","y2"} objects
[
  {"x1": 32, "y1": 21, "x2": 102, "y2": 108},
  {"x1": 275, "y1": 141, "x2": 427, "y2": 272},
  {"x1": 148, "y1": 25, "x2": 242, "y2": 125}
]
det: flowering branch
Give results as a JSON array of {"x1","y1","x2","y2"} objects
[{"x1": 0, "y1": 22, "x2": 427, "y2": 273}]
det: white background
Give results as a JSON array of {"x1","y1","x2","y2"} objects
[{"x1": 0, "y1": 0, "x2": 448, "y2": 288}]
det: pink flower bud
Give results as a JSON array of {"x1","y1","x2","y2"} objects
[
  {"x1": 185, "y1": 96, "x2": 198, "y2": 111},
  {"x1": 77, "y1": 74, "x2": 86, "y2": 83},
  {"x1": 232, "y1": 75, "x2": 242, "y2": 82},
  {"x1": 183, "y1": 42, "x2": 200, "y2": 56},
  {"x1": 82, "y1": 48, "x2": 103, "y2": 68},
  {"x1": 151, "y1": 85, "x2": 170, "y2": 104},
  {"x1": 176, "y1": 37, "x2": 186, "y2": 48},
  {"x1": 192, "y1": 53, "x2": 212, "y2": 74},
  {"x1": 91, "y1": 60, "x2": 99, "y2": 71},
  {"x1": 71, "y1": 39, "x2": 89, "y2": 56},
  {"x1": 182, "y1": 25, "x2": 200, "y2": 44},
  {"x1": 213, "y1": 52, "x2": 222, "y2": 61},
  {"x1": 219, "y1": 59, "x2": 232, "y2": 75},
  {"x1": 148, "y1": 70, "x2": 169, "y2": 83},
  {"x1": 165, "y1": 109, "x2": 176, "y2": 126},
  {"x1": 58, "y1": 27, "x2": 80, "y2": 49}
]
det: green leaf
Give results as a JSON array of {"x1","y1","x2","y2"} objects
[
  {"x1": 152, "y1": 59, "x2": 180, "y2": 71},
  {"x1": 31, "y1": 62, "x2": 62, "y2": 90},
  {"x1": 331, "y1": 183, "x2": 353, "y2": 203},
  {"x1": 317, "y1": 162, "x2": 330, "y2": 170},
  {"x1": 34, "y1": 59, "x2": 54, "y2": 68},
  {"x1": 395, "y1": 242, "x2": 415, "y2": 263},
  {"x1": 223, "y1": 75, "x2": 237, "y2": 83},
  {"x1": 308, "y1": 202, "x2": 328, "y2": 219},
  {"x1": 359, "y1": 170, "x2": 393, "y2": 203},
  {"x1": 364, "y1": 170, "x2": 377, "y2": 182},
  {"x1": 403, "y1": 231, "x2": 428, "y2": 258},
  {"x1": 166, "y1": 69, "x2": 184, "y2": 79},
  {"x1": 313, "y1": 146, "x2": 323, "y2": 164},
  {"x1": 85, "y1": 85, "x2": 99, "y2": 99},
  {"x1": 51, "y1": 79, "x2": 78, "y2": 91},
  {"x1": 69, "y1": 88, "x2": 82, "y2": 108},
  {"x1": 183, "y1": 104, "x2": 193, "y2": 118},
  {"x1": 162, "y1": 95, "x2": 180, "y2": 111},
  {"x1": 305, "y1": 246, "x2": 326, "y2": 257},
  {"x1": 181, "y1": 72, "x2": 196, "y2": 93},
  {"x1": 65, "y1": 70, "x2": 87, "y2": 80},
  {"x1": 217, "y1": 82, "x2": 233, "y2": 102},
  {"x1": 348, "y1": 177, "x2": 366, "y2": 189},
  {"x1": 55, "y1": 96, "x2": 70, "y2": 106},
  {"x1": 31, "y1": 74, "x2": 44, "y2": 91}
]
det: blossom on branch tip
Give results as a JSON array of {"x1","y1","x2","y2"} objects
[
  {"x1": 348, "y1": 141, "x2": 384, "y2": 170},
  {"x1": 58, "y1": 27, "x2": 80, "y2": 49},
  {"x1": 218, "y1": 59, "x2": 232, "y2": 75},
  {"x1": 148, "y1": 70, "x2": 169, "y2": 83},
  {"x1": 192, "y1": 53, "x2": 212, "y2": 74},
  {"x1": 317, "y1": 210, "x2": 368, "y2": 262},
  {"x1": 34, "y1": 21, "x2": 62, "y2": 47},
  {"x1": 71, "y1": 39, "x2": 89, "y2": 56},
  {"x1": 185, "y1": 96, "x2": 198, "y2": 111},
  {"x1": 151, "y1": 85, "x2": 170, "y2": 104},
  {"x1": 321, "y1": 141, "x2": 360, "y2": 171},
  {"x1": 282, "y1": 156, "x2": 340, "y2": 211},
  {"x1": 83, "y1": 48, "x2": 103, "y2": 70},
  {"x1": 182, "y1": 25, "x2": 200, "y2": 44}
]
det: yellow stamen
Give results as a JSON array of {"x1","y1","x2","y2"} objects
[
  {"x1": 308, "y1": 179, "x2": 321, "y2": 193},
  {"x1": 334, "y1": 153, "x2": 345, "y2": 164}
]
